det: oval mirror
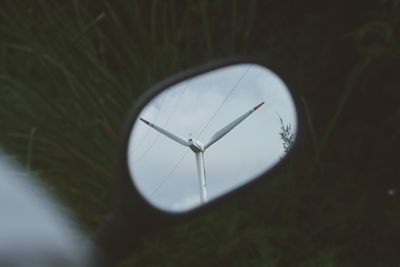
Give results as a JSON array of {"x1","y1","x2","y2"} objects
[{"x1": 127, "y1": 63, "x2": 297, "y2": 212}]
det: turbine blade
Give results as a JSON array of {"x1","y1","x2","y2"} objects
[
  {"x1": 204, "y1": 101, "x2": 265, "y2": 150},
  {"x1": 140, "y1": 118, "x2": 190, "y2": 146}
]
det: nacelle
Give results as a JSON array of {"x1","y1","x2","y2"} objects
[{"x1": 188, "y1": 139, "x2": 204, "y2": 153}]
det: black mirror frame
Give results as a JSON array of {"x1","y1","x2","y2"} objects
[{"x1": 95, "y1": 57, "x2": 305, "y2": 266}]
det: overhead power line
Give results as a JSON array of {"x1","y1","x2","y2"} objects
[
  {"x1": 197, "y1": 64, "x2": 252, "y2": 139},
  {"x1": 150, "y1": 149, "x2": 190, "y2": 197},
  {"x1": 133, "y1": 80, "x2": 191, "y2": 163},
  {"x1": 151, "y1": 65, "x2": 252, "y2": 196},
  {"x1": 132, "y1": 93, "x2": 167, "y2": 151}
]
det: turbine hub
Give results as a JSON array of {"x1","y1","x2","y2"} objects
[{"x1": 188, "y1": 138, "x2": 204, "y2": 153}]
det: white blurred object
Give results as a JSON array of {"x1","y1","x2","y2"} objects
[{"x1": 0, "y1": 151, "x2": 90, "y2": 267}]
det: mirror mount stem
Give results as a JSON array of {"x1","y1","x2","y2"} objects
[{"x1": 94, "y1": 209, "x2": 144, "y2": 267}]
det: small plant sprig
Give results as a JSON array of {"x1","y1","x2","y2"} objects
[{"x1": 278, "y1": 114, "x2": 295, "y2": 153}]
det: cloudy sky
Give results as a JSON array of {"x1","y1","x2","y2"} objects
[{"x1": 127, "y1": 64, "x2": 297, "y2": 212}]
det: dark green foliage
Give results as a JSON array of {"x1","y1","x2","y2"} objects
[{"x1": 0, "y1": 1, "x2": 399, "y2": 266}]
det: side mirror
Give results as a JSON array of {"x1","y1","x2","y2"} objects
[
  {"x1": 96, "y1": 58, "x2": 300, "y2": 266},
  {"x1": 124, "y1": 59, "x2": 298, "y2": 213}
]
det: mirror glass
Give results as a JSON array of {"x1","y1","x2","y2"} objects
[{"x1": 127, "y1": 64, "x2": 297, "y2": 212}]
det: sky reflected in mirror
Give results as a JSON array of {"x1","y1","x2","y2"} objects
[{"x1": 128, "y1": 64, "x2": 297, "y2": 212}]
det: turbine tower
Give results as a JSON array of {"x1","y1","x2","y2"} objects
[{"x1": 140, "y1": 101, "x2": 265, "y2": 204}]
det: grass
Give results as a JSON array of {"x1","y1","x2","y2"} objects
[
  {"x1": 0, "y1": 0, "x2": 258, "y2": 226},
  {"x1": 1, "y1": 1, "x2": 399, "y2": 266}
]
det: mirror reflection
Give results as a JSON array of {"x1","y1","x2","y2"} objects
[{"x1": 127, "y1": 64, "x2": 297, "y2": 212}]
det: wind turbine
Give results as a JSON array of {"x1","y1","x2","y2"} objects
[{"x1": 140, "y1": 101, "x2": 265, "y2": 204}]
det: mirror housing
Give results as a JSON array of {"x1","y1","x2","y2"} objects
[
  {"x1": 127, "y1": 63, "x2": 297, "y2": 212},
  {"x1": 118, "y1": 57, "x2": 301, "y2": 215},
  {"x1": 95, "y1": 58, "x2": 302, "y2": 266}
]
